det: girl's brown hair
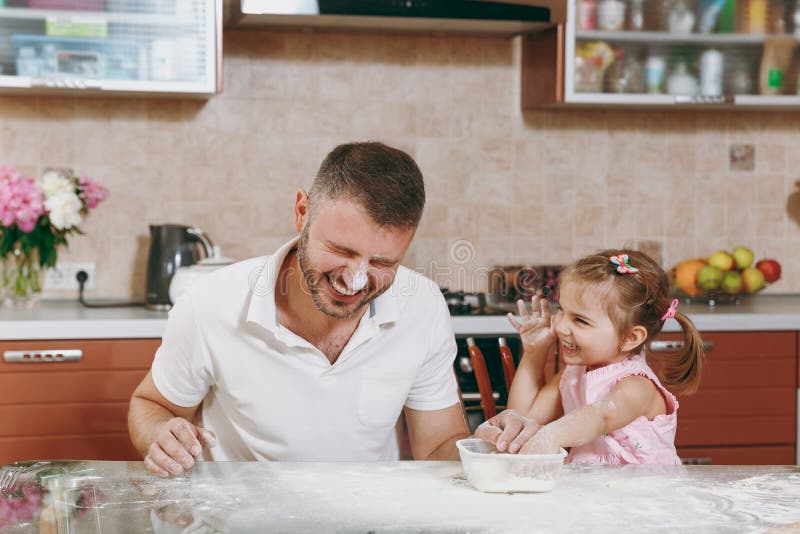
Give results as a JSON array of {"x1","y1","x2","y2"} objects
[{"x1": 559, "y1": 249, "x2": 704, "y2": 395}]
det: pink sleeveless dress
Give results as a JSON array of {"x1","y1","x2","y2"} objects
[{"x1": 558, "y1": 352, "x2": 682, "y2": 465}]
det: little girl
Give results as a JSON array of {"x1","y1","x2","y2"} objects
[{"x1": 476, "y1": 249, "x2": 705, "y2": 464}]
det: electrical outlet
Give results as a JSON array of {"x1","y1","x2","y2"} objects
[{"x1": 44, "y1": 262, "x2": 96, "y2": 291}]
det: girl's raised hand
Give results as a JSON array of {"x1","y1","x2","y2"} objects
[{"x1": 506, "y1": 295, "x2": 556, "y2": 353}]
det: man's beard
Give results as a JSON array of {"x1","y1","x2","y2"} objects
[{"x1": 296, "y1": 225, "x2": 383, "y2": 319}]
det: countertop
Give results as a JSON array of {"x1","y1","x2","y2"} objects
[
  {"x1": 2, "y1": 460, "x2": 798, "y2": 533},
  {"x1": 1, "y1": 295, "x2": 799, "y2": 340}
]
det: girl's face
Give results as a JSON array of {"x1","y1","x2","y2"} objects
[{"x1": 552, "y1": 280, "x2": 626, "y2": 371}]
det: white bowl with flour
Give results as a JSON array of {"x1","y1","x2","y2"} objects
[{"x1": 457, "y1": 438, "x2": 567, "y2": 493}]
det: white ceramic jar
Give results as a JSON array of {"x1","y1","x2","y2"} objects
[{"x1": 168, "y1": 246, "x2": 234, "y2": 304}]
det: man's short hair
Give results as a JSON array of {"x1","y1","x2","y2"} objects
[{"x1": 309, "y1": 141, "x2": 425, "y2": 229}]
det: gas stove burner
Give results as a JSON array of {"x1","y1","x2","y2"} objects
[{"x1": 440, "y1": 288, "x2": 508, "y2": 316}]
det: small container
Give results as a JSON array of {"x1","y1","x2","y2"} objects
[
  {"x1": 597, "y1": 0, "x2": 626, "y2": 31},
  {"x1": 456, "y1": 439, "x2": 568, "y2": 493},
  {"x1": 667, "y1": 60, "x2": 699, "y2": 95},
  {"x1": 668, "y1": 0, "x2": 696, "y2": 33}
]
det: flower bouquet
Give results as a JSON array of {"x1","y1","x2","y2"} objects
[{"x1": 0, "y1": 167, "x2": 107, "y2": 308}]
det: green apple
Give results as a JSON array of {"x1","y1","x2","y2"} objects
[
  {"x1": 742, "y1": 267, "x2": 766, "y2": 293},
  {"x1": 707, "y1": 250, "x2": 734, "y2": 271},
  {"x1": 697, "y1": 265, "x2": 724, "y2": 290},
  {"x1": 731, "y1": 246, "x2": 754, "y2": 269},
  {"x1": 720, "y1": 270, "x2": 743, "y2": 294}
]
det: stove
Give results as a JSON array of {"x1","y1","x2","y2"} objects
[{"x1": 441, "y1": 289, "x2": 510, "y2": 316}]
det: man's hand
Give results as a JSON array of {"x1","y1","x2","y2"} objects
[
  {"x1": 507, "y1": 295, "x2": 556, "y2": 353},
  {"x1": 144, "y1": 417, "x2": 217, "y2": 477},
  {"x1": 474, "y1": 409, "x2": 542, "y2": 454}
]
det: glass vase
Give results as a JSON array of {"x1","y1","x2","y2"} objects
[{"x1": 2, "y1": 243, "x2": 42, "y2": 309}]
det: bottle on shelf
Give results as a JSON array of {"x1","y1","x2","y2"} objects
[
  {"x1": 737, "y1": 0, "x2": 768, "y2": 33},
  {"x1": 700, "y1": 48, "x2": 724, "y2": 95},
  {"x1": 577, "y1": 0, "x2": 598, "y2": 31},
  {"x1": 668, "y1": 0, "x2": 697, "y2": 33},
  {"x1": 646, "y1": 53, "x2": 667, "y2": 93},
  {"x1": 628, "y1": 0, "x2": 645, "y2": 30}
]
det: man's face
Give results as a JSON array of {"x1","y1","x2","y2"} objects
[{"x1": 296, "y1": 199, "x2": 415, "y2": 319}]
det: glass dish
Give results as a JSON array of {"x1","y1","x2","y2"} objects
[{"x1": 456, "y1": 439, "x2": 567, "y2": 493}]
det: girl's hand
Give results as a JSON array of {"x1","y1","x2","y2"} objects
[
  {"x1": 518, "y1": 426, "x2": 560, "y2": 455},
  {"x1": 473, "y1": 409, "x2": 542, "y2": 454},
  {"x1": 506, "y1": 295, "x2": 557, "y2": 353}
]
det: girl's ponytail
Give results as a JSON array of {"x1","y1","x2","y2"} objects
[{"x1": 660, "y1": 311, "x2": 705, "y2": 395}]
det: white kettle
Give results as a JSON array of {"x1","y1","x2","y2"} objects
[{"x1": 168, "y1": 245, "x2": 235, "y2": 304}]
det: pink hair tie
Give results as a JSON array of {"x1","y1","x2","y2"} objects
[
  {"x1": 610, "y1": 254, "x2": 638, "y2": 274},
  {"x1": 661, "y1": 298, "x2": 679, "y2": 321}
]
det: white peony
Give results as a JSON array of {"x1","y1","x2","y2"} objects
[
  {"x1": 45, "y1": 191, "x2": 83, "y2": 230},
  {"x1": 39, "y1": 171, "x2": 75, "y2": 199}
]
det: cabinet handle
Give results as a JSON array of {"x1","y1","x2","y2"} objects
[
  {"x1": 29, "y1": 78, "x2": 103, "y2": 90},
  {"x1": 673, "y1": 95, "x2": 734, "y2": 105},
  {"x1": 3, "y1": 350, "x2": 83, "y2": 363},
  {"x1": 650, "y1": 340, "x2": 714, "y2": 352}
]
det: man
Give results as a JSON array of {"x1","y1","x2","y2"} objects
[{"x1": 129, "y1": 141, "x2": 470, "y2": 476}]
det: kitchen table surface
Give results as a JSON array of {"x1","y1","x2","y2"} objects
[
  {"x1": 1, "y1": 460, "x2": 798, "y2": 533},
  {"x1": 2, "y1": 295, "x2": 800, "y2": 339}
]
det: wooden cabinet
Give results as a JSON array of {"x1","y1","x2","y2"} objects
[
  {"x1": 654, "y1": 331, "x2": 798, "y2": 465},
  {"x1": 0, "y1": 338, "x2": 159, "y2": 464},
  {"x1": 0, "y1": 1, "x2": 220, "y2": 97}
]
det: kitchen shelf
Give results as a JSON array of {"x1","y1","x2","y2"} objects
[
  {"x1": 521, "y1": 0, "x2": 800, "y2": 109},
  {"x1": 0, "y1": 6, "x2": 197, "y2": 26},
  {"x1": 575, "y1": 30, "x2": 784, "y2": 46},
  {"x1": 0, "y1": 0, "x2": 221, "y2": 97}
]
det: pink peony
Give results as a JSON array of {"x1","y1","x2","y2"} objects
[
  {"x1": 77, "y1": 174, "x2": 108, "y2": 210},
  {"x1": 0, "y1": 166, "x2": 44, "y2": 233}
]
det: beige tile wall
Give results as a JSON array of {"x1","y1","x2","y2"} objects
[{"x1": 2, "y1": 30, "x2": 799, "y2": 297}]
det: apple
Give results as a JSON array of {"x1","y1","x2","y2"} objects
[
  {"x1": 756, "y1": 259, "x2": 782, "y2": 283},
  {"x1": 742, "y1": 267, "x2": 766, "y2": 293},
  {"x1": 731, "y1": 246, "x2": 754, "y2": 269},
  {"x1": 697, "y1": 265, "x2": 724, "y2": 290},
  {"x1": 720, "y1": 270, "x2": 743, "y2": 294},
  {"x1": 707, "y1": 250, "x2": 734, "y2": 271}
]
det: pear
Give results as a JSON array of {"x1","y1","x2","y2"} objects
[
  {"x1": 742, "y1": 267, "x2": 766, "y2": 293},
  {"x1": 720, "y1": 270, "x2": 743, "y2": 294},
  {"x1": 731, "y1": 246, "x2": 754, "y2": 269},
  {"x1": 707, "y1": 250, "x2": 734, "y2": 271},
  {"x1": 697, "y1": 265, "x2": 724, "y2": 290}
]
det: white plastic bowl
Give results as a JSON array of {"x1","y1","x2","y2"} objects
[{"x1": 456, "y1": 438, "x2": 568, "y2": 493}]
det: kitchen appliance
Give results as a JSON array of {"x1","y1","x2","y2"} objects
[
  {"x1": 145, "y1": 224, "x2": 213, "y2": 311},
  {"x1": 233, "y1": 0, "x2": 559, "y2": 36}
]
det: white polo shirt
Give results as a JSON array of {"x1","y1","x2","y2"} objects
[{"x1": 151, "y1": 238, "x2": 459, "y2": 461}]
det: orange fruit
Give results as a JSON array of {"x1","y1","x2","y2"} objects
[{"x1": 673, "y1": 258, "x2": 707, "y2": 296}]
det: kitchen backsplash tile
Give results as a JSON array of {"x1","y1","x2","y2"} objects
[{"x1": 0, "y1": 30, "x2": 796, "y2": 297}]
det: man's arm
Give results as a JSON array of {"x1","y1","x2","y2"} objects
[
  {"x1": 128, "y1": 371, "x2": 216, "y2": 477},
  {"x1": 403, "y1": 403, "x2": 470, "y2": 460}
]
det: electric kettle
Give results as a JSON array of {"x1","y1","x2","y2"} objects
[{"x1": 145, "y1": 224, "x2": 213, "y2": 310}]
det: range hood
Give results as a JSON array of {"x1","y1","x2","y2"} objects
[{"x1": 228, "y1": 0, "x2": 562, "y2": 36}]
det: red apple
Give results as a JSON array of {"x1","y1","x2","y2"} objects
[{"x1": 755, "y1": 259, "x2": 781, "y2": 283}]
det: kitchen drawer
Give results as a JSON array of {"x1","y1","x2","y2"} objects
[
  {"x1": 678, "y1": 445, "x2": 796, "y2": 466},
  {"x1": 0, "y1": 338, "x2": 159, "y2": 464},
  {"x1": 654, "y1": 331, "x2": 798, "y2": 449},
  {"x1": 0, "y1": 339, "x2": 160, "y2": 372}
]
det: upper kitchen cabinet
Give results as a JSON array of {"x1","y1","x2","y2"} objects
[
  {"x1": 522, "y1": 0, "x2": 800, "y2": 108},
  {"x1": 0, "y1": 0, "x2": 221, "y2": 96},
  {"x1": 224, "y1": 0, "x2": 565, "y2": 37}
]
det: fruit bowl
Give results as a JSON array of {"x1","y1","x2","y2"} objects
[{"x1": 670, "y1": 247, "x2": 781, "y2": 306}]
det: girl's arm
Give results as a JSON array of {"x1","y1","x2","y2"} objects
[{"x1": 519, "y1": 375, "x2": 665, "y2": 454}]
